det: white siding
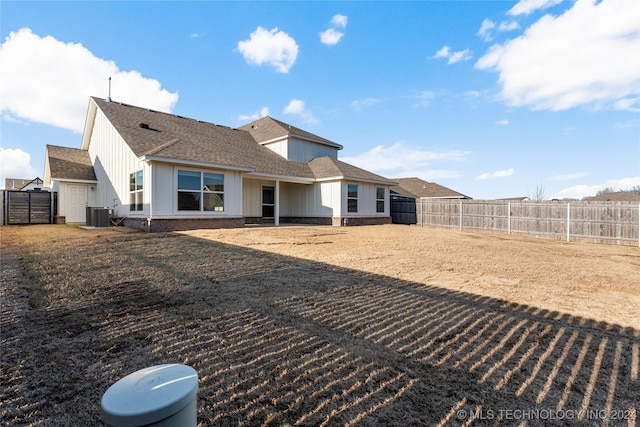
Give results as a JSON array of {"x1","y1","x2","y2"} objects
[
  {"x1": 243, "y1": 179, "x2": 338, "y2": 218},
  {"x1": 342, "y1": 181, "x2": 388, "y2": 217},
  {"x1": 150, "y1": 163, "x2": 174, "y2": 216},
  {"x1": 243, "y1": 178, "x2": 269, "y2": 217},
  {"x1": 263, "y1": 140, "x2": 288, "y2": 159},
  {"x1": 152, "y1": 166, "x2": 243, "y2": 218},
  {"x1": 263, "y1": 137, "x2": 339, "y2": 162},
  {"x1": 88, "y1": 109, "x2": 146, "y2": 218}
]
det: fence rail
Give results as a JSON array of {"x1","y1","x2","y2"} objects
[{"x1": 417, "y1": 200, "x2": 640, "y2": 246}]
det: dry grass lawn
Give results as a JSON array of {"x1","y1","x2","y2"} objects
[{"x1": 1, "y1": 224, "x2": 639, "y2": 426}]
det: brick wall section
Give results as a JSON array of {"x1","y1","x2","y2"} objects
[
  {"x1": 123, "y1": 217, "x2": 245, "y2": 232},
  {"x1": 122, "y1": 216, "x2": 390, "y2": 232},
  {"x1": 332, "y1": 217, "x2": 392, "y2": 226}
]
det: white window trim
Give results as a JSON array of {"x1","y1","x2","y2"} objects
[{"x1": 174, "y1": 167, "x2": 226, "y2": 215}]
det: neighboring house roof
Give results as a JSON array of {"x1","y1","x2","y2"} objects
[
  {"x1": 391, "y1": 177, "x2": 470, "y2": 199},
  {"x1": 497, "y1": 197, "x2": 530, "y2": 201},
  {"x1": 4, "y1": 177, "x2": 43, "y2": 190},
  {"x1": 46, "y1": 145, "x2": 97, "y2": 181},
  {"x1": 239, "y1": 116, "x2": 343, "y2": 149},
  {"x1": 88, "y1": 97, "x2": 394, "y2": 184},
  {"x1": 583, "y1": 191, "x2": 640, "y2": 202}
]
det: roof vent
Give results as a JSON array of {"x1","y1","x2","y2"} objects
[{"x1": 139, "y1": 123, "x2": 150, "y2": 129}]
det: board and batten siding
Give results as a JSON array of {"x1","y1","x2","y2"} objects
[
  {"x1": 342, "y1": 181, "x2": 388, "y2": 217},
  {"x1": 243, "y1": 178, "x2": 339, "y2": 218},
  {"x1": 88, "y1": 108, "x2": 147, "y2": 218},
  {"x1": 280, "y1": 181, "x2": 334, "y2": 217},
  {"x1": 263, "y1": 138, "x2": 338, "y2": 162},
  {"x1": 150, "y1": 165, "x2": 243, "y2": 218}
]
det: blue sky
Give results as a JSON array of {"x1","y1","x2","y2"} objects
[{"x1": 1, "y1": 0, "x2": 638, "y2": 199}]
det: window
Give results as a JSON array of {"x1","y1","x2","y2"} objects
[
  {"x1": 376, "y1": 187, "x2": 385, "y2": 213},
  {"x1": 129, "y1": 170, "x2": 143, "y2": 211},
  {"x1": 347, "y1": 184, "x2": 358, "y2": 213},
  {"x1": 177, "y1": 170, "x2": 224, "y2": 212}
]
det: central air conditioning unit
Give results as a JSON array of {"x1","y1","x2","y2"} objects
[{"x1": 86, "y1": 207, "x2": 112, "y2": 227}]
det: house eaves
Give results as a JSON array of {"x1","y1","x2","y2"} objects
[
  {"x1": 140, "y1": 155, "x2": 255, "y2": 173},
  {"x1": 246, "y1": 171, "x2": 315, "y2": 184}
]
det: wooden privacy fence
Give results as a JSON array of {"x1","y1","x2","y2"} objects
[
  {"x1": 417, "y1": 199, "x2": 640, "y2": 246},
  {"x1": 1, "y1": 190, "x2": 57, "y2": 225}
]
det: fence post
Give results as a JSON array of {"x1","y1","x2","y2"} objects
[
  {"x1": 507, "y1": 202, "x2": 511, "y2": 235},
  {"x1": 566, "y1": 202, "x2": 570, "y2": 242},
  {"x1": 459, "y1": 200, "x2": 463, "y2": 231}
]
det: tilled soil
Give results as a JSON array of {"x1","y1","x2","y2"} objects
[{"x1": 1, "y1": 224, "x2": 638, "y2": 426}]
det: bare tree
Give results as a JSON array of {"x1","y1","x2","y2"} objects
[
  {"x1": 530, "y1": 184, "x2": 547, "y2": 201},
  {"x1": 629, "y1": 185, "x2": 640, "y2": 195},
  {"x1": 596, "y1": 186, "x2": 616, "y2": 196}
]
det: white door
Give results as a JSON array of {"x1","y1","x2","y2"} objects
[{"x1": 67, "y1": 184, "x2": 88, "y2": 223}]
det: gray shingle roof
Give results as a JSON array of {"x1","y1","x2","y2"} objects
[
  {"x1": 309, "y1": 157, "x2": 396, "y2": 184},
  {"x1": 93, "y1": 98, "x2": 316, "y2": 179},
  {"x1": 391, "y1": 177, "x2": 470, "y2": 199},
  {"x1": 92, "y1": 97, "x2": 390, "y2": 183},
  {"x1": 46, "y1": 145, "x2": 97, "y2": 181},
  {"x1": 238, "y1": 116, "x2": 342, "y2": 149}
]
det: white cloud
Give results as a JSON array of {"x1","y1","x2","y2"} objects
[
  {"x1": 0, "y1": 28, "x2": 178, "y2": 133},
  {"x1": 476, "y1": 0, "x2": 640, "y2": 112},
  {"x1": 283, "y1": 99, "x2": 317, "y2": 124},
  {"x1": 478, "y1": 19, "x2": 496, "y2": 41},
  {"x1": 320, "y1": 29, "x2": 345, "y2": 46},
  {"x1": 433, "y1": 45, "x2": 450, "y2": 59},
  {"x1": 496, "y1": 119, "x2": 510, "y2": 125},
  {"x1": 508, "y1": 0, "x2": 563, "y2": 16},
  {"x1": 448, "y1": 49, "x2": 472, "y2": 64},
  {"x1": 320, "y1": 14, "x2": 348, "y2": 45},
  {"x1": 499, "y1": 21, "x2": 521, "y2": 32},
  {"x1": 478, "y1": 19, "x2": 520, "y2": 42},
  {"x1": 341, "y1": 142, "x2": 469, "y2": 180},
  {"x1": 549, "y1": 172, "x2": 588, "y2": 181},
  {"x1": 431, "y1": 45, "x2": 472, "y2": 64},
  {"x1": 553, "y1": 176, "x2": 640, "y2": 199},
  {"x1": 237, "y1": 26, "x2": 299, "y2": 73},
  {"x1": 476, "y1": 168, "x2": 515, "y2": 180},
  {"x1": 238, "y1": 106, "x2": 270, "y2": 122},
  {"x1": 331, "y1": 14, "x2": 348, "y2": 29},
  {"x1": 351, "y1": 98, "x2": 381, "y2": 112},
  {"x1": 0, "y1": 148, "x2": 38, "y2": 185}
]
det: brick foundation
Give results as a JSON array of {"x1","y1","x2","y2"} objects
[
  {"x1": 123, "y1": 217, "x2": 245, "y2": 232},
  {"x1": 121, "y1": 215, "x2": 391, "y2": 232},
  {"x1": 332, "y1": 217, "x2": 393, "y2": 226}
]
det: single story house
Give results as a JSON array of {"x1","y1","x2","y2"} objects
[
  {"x1": 44, "y1": 97, "x2": 396, "y2": 231},
  {"x1": 4, "y1": 177, "x2": 46, "y2": 191}
]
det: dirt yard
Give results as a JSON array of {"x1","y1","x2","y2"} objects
[{"x1": 1, "y1": 224, "x2": 639, "y2": 426}]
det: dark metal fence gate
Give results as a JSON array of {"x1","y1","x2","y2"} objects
[{"x1": 2, "y1": 190, "x2": 57, "y2": 225}]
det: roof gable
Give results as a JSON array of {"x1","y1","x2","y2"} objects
[
  {"x1": 239, "y1": 116, "x2": 342, "y2": 149},
  {"x1": 46, "y1": 145, "x2": 97, "y2": 181}
]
